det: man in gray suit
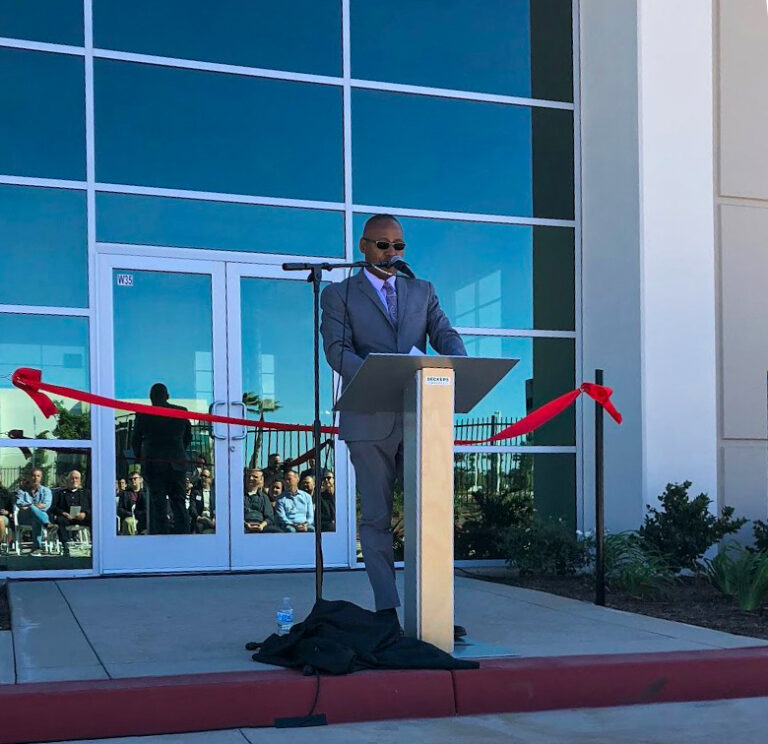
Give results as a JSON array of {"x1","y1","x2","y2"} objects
[{"x1": 320, "y1": 214, "x2": 466, "y2": 616}]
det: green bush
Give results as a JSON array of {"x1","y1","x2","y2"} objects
[
  {"x1": 638, "y1": 481, "x2": 747, "y2": 573},
  {"x1": 704, "y1": 542, "x2": 768, "y2": 611},
  {"x1": 505, "y1": 517, "x2": 591, "y2": 576},
  {"x1": 751, "y1": 520, "x2": 768, "y2": 554},
  {"x1": 456, "y1": 489, "x2": 535, "y2": 560},
  {"x1": 602, "y1": 532, "x2": 674, "y2": 600}
]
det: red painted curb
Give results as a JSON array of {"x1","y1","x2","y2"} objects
[
  {"x1": 453, "y1": 646, "x2": 768, "y2": 716},
  {"x1": 0, "y1": 668, "x2": 455, "y2": 744},
  {"x1": 4, "y1": 646, "x2": 768, "y2": 742}
]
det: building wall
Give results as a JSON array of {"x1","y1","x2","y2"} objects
[
  {"x1": 717, "y1": 0, "x2": 768, "y2": 529},
  {"x1": 580, "y1": 0, "x2": 644, "y2": 532},
  {"x1": 637, "y1": 0, "x2": 718, "y2": 509},
  {"x1": 580, "y1": 0, "x2": 719, "y2": 531}
]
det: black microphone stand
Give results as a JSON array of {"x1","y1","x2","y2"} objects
[{"x1": 281, "y1": 259, "x2": 369, "y2": 602}]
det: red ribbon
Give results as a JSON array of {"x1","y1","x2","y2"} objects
[
  {"x1": 11, "y1": 367, "x2": 621, "y2": 445},
  {"x1": 11, "y1": 368, "x2": 337, "y2": 434},
  {"x1": 454, "y1": 384, "x2": 622, "y2": 445}
]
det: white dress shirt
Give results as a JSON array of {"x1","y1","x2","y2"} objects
[{"x1": 363, "y1": 268, "x2": 397, "y2": 311}]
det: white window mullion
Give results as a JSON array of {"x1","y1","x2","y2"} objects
[
  {"x1": 342, "y1": 0, "x2": 354, "y2": 262},
  {"x1": 0, "y1": 440, "x2": 92, "y2": 449},
  {"x1": 0, "y1": 37, "x2": 84, "y2": 55}
]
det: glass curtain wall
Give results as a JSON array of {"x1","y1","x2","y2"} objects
[{"x1": 0, "y1": 0, "x2": 577, "y2": 572}]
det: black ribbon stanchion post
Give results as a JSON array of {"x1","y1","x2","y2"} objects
[{"x1": 594, "y1": 368, "x2": 606, "y2": 606}]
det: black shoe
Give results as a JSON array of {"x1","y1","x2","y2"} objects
[{"x1": 454, "y1": 624, "x2": 467, "y2": 641}]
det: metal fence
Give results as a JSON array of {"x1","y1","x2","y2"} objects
[
  {"x1": 453, "y1": 413, "x2": 529, "y2": 446},
  {"x1": 0, "y1": 450, "x2": 91, "y2": 491}
]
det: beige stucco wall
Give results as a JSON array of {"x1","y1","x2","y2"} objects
[{"x1": 717, "y1": 0, "x2": 768, "y2": 527}]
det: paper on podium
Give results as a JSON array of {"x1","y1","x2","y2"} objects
[{"x1": 334, "y1": 354, "x2": 517, "y2": 414}]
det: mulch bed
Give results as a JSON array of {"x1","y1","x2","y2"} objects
[
  {"x1": 0, "y1": 582, "x2": 9, "y2": 631},
  {"x1": 478, "y1": 573, "x2": 768, "y2": 641}
]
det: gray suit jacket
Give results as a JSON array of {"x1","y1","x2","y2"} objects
[{"x1": 320, "y1": 271, "x2": 466, "y2": 442}]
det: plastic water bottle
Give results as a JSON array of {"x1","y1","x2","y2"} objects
[{"x1": 276, "y1": 596, "x2": 294, "y2": 636}]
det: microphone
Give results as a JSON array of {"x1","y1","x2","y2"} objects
[{"x1": 376, "y1": 256, "x2": 416, "y2": 279}]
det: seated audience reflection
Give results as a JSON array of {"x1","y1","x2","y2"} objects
[
  {"x1": 52, "y1": 470, "x2": 91, "y2": 556},
  {"x1": 194, "y1": 469, "x2": 216, "y2": 533},
  {"x1": 0, "y1": 479, "x2": 14, "y2": 552},
  {"x1": 320, "y1": 470, "x2": 336, "y2": 532},
  {"x1": 299, "y1": 474, "x2": 315, "y2": 497},
  {"x1": 244, "y1": 468, "x2": 282, "y2": 533},
  {"x1": 15, "y1": 469, "x2": 53, "y2": 556},
  {"x1": 183, "y1": 475, "x2": 200, "y2": 534},
  {"x1": 263, "y1": 453, "x2": 282, "y2": 488},
  {"x1": 191, "y1": 453, "x2": 207, "y2": 490},
  {"x1": 268, "y1": 479, "x2": 283, "y2": 512},
  {"x1": 117, "y1": 472, "x2": 147, "y2": 535},
  {"x1": 299, "y1": 458, "x2": 316, "y2": 482},
  {"x1": 276, "y1": 469, "x2": 314, "y2": 533}
]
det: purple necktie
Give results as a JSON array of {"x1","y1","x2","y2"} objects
[{"x1": 382, "y1": 281, "x2": 398, "y2": 327}]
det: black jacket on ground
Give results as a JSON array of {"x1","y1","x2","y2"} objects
[{"x1": 247, "y1": 598, "x2": 478, "y2": 675}]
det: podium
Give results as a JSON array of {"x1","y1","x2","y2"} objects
[{"x1": 335, "y1": 354, "x2": 517, "y2": 652}]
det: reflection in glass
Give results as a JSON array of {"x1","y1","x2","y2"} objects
[
  {"x1": 97, "y1": 193, "x2": 345, "y2": 258},
  {"x1": 352, "y1": 89, "x2": 573, "y2": 218},
  {"x1": 352, "y1": 0, "x2": 572, "y2": 102},
  {"x1": 454, "y1": 452, "x2": 576, "y2": 559},
  {"x1": 457, "y1": 336, "x2": 575, "y2": 446},
  {"x1": 112, "y1": 270, "x2": 215, "y2": 535},
  {"x1": 0, "y1": 48, "x2": 86, "y2": 180},
  {"x1": 95, "y1": 60, "x2": 343, "y2": 202},
  {"x1": 94, "y1": 0, "x2": 341, "y2": 76},
  {"x1": 0, "y1": 447, "x2": 92, "y2": 570},
  {"x1": 243, "y1": 467, "x2": 281, "y2": 534},
  {"x1": 0, "y1": 0, "x2": 84, "y2": 45},
  {"x1": 0, "y1": 185, "x2": 88, "y2": 307},
  {"x1": 0, "y1": 314, "x2": 90, "y2": 440},
  {"x1": 353, "y1": 214, "x2": 574, "y2": 330},
  {"x1": 240, "y1": 277, "x2": 336, "y2": 534}
]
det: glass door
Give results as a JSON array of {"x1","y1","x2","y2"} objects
[
  {"x1": 98, "y1": 256, "x2": 352, "y2": 573},
  {"x1": 226, "y1": 263, "x2": 350, "y2": 569},
  {"x1": 98, "y1": 255, "x2": 230, "y2": 572}
]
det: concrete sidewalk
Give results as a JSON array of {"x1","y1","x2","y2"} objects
[{"x1": 3, "y1": 570, "x2": 767, "y2": 683}]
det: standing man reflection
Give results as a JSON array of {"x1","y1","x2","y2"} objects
[
  {"x1": 320, "y1": 214, "x2": 466, "y2": 617},
  {"x1": 132, "y1": 383, "x2": 192, "y2": 535}
]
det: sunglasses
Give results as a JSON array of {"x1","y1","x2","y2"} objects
[{"x1": 362, "y1": 237, "x2": 406, "y2": 251}]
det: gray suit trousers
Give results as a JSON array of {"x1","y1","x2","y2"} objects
[{"x1": 347, "y1": 423, "x2": 404, "y2": 611}]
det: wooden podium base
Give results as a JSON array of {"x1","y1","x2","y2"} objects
[
  {"x1": 334, "y1": 353, "x2": 517, "y2": 654},
  {"x1": 403, "y1": 367, "x2": 455, "y2": 652}
]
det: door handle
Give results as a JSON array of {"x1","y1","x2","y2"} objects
[
  {"x1": 209, "y1": 401, "x2": 227, "y2": 440},
  {"x1": 230, "y1": 401, "x2": 248, "y2": 440}
]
